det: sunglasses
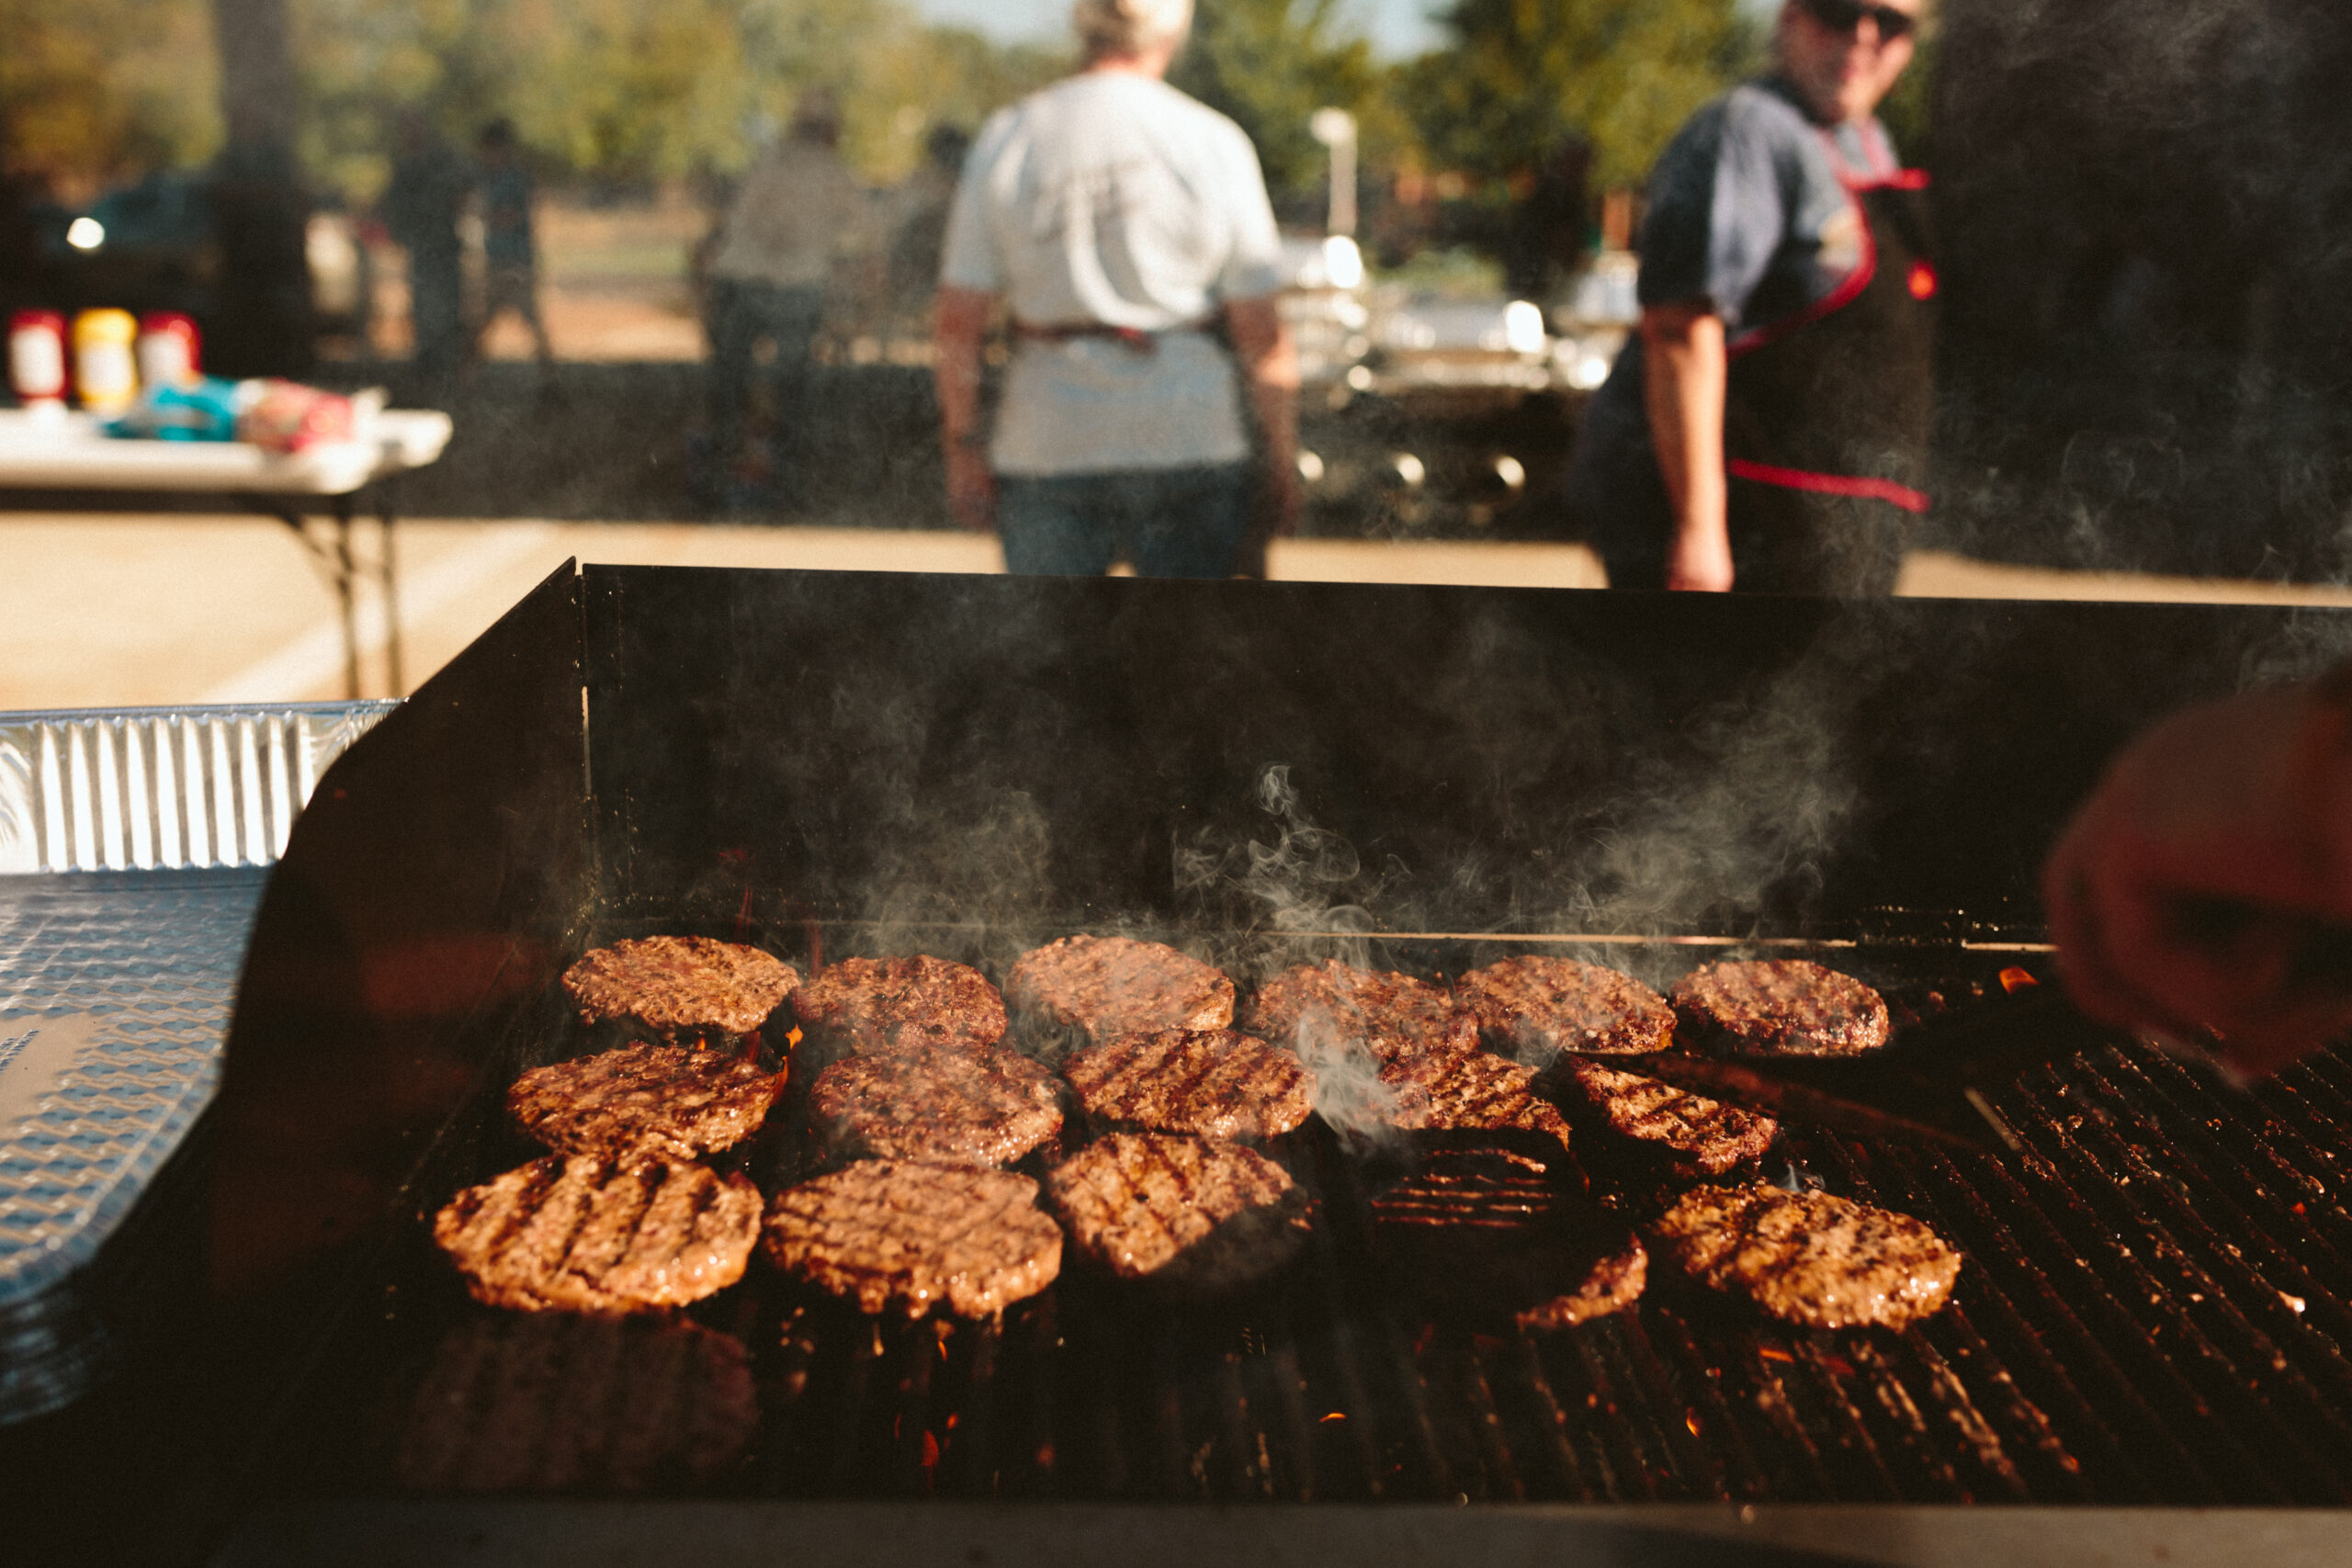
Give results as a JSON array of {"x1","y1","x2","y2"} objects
[{"x1": 1797, "y1": 0, "x2": 1918, "y2": 41}]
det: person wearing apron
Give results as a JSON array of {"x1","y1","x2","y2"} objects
[{"x1": 1563, "y1": 0, "x2": 1930, "y2": 594}]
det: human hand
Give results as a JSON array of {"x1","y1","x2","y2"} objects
[
  {"x1": 945, "y1": 445, "x2": 996, "y2": 532},
  {"x1": 1665, "y1": 520, "x2": 1735, "y2": 592},
  {"x1": 2043, "y1": 681, "x2": 2352, "y2": 1077}
]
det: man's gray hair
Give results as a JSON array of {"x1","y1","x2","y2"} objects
[{"x1": 1072, "y1": 0, "x2": 1194, "y2": 59}]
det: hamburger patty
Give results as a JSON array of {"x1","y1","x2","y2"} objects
[
  {"x1": 1670, "y1": 960, "x2": 1891, "y2": 1057},
  {"x1": 1046, "y1": 1132, "x2": 1312, "y2": 1292},
  {"x1": 395, "y1": 1314, "x2": 757, "y2": 1493},
  {"x1": 506, "y1": 1043, "x2": 786, "y2": 1160},
  {"x1": 809, "y1": 1044, "x2": 1063, "y2": 1168},
  {"x1": 561, "y1": 936, "x2": 798, "y2": 1041},
  {"x1": 790, "y1": 954, "x2": 1007, "y2": 1055},
  {"x1": 1650, "y1": 1181, "x2": 1962, "y2": 1329},
  {"x1": 763, "y1": 1160, "x2": 1062, "y2": 1317},
  {"x1": 1005, "y1": 935, "x2": 1236, "y2": 1044},
  {"x1": 1241, "y1": 959, "x2": 1477, "y2": 1065},
  {"x1": 1454, "y1": 957, "x2": 1675, "y2": 1058},
  {"x1": 1377, "y1": 1049, "x2": 1572, "y2": 1150},
  {"x1": 1559, "y1": 1059, "x2": 1779, "y2": 1178},
  {"x1": 1061, "y1": 1028, "x2": 1315, "y2": 1141},
  {"x1": 433, "y1": 1155, "x2": 762, "y2": 1314},
  {"x1": 1370, "y1": 1145, "x2": 1646, "y2": 1330}
]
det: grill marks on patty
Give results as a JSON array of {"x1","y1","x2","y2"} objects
[
  {"x1": 1560, "y1": 1059, "x2": 1779, "y2": 1178},
  {"x1": 506, "y1": 1043, "x2": 786, "y2": 1160},
  {"x1": 1455, "y1": 957, "x2": 1674, "y2": 1058},
  {"x1": 1671, "y1": 959, "x2": 1891, "y2": 1057},
  {"x1": 1047, "y1": 1132, "x2": 1311, "y2": 1292},
  {"x1": 561, "y1": 936, "x2": 798, "y2": 1041},
  {"x1": 433, "y1": 1155, "x2": 762, "y2": 1314},
  {"x1": 791, "y1": 954, "x2": 1007, "y2": 1055},
  {"x1": 1377, "y1": 1048, "x2": 1572, "y2": 1150},
  {"x1": 1650, "y1": 1181, "x2": 1962, "y2": 1329},
  {"x1": 763, "y1": 1161, "x2": 1063, "y2": 1318},
  {"x1": 809, "y1": 1044, "x2": 1064, "y2": 1168},
  {"x1": 1062, "y1": 1029, "x2": 1315, "y2": 1141},
  {"x1": 1006, "y1": 935, "x2": 1236, "y2": 1044},
  {"x1": 395, "y1": 1314, "x2": 758, "y2": 1493},
  {"x1": 1371, "y1": 1146, "x2": 1647, "y2": 1330},
  {"x1": 1242, "y1": 959, "x2": 1478, "y2": 1066}
]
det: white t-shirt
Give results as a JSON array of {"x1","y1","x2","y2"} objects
[{"x1": 940, "y1": 73, "x2": 1286, "y2": 475}]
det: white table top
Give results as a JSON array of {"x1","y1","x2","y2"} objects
[{"x1": 0, "y1": 407, "x2": 454, "y2": 496}]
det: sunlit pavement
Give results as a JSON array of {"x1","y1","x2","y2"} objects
[{"x1": 6, "y1": 513, "x2": 2351, "y2": 710}]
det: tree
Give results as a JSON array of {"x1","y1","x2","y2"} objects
[
  {"x1": 1401, "y1": 0, "x2": 1757, "y2": 196},
  {"x1": 0, "y1": 0, "x2": 220, "y2": 188},
  {"x1": 1169, "y1": 0, "x2": 1399, "y2": 218}
]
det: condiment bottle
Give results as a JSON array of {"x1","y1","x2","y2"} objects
[
  {"x1": 72, "y1": 308, "x2": 139, "y2": 413},
  {"x1": 135, "y1": 311, "x2": 201, "y2": 389},
  {"x1": 8, "y1": 310, "x2": 68, "y2": 411}
]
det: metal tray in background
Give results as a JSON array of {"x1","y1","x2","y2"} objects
[{"x1": 0, "y1": 703, "x2": 394, "y2": 1424}]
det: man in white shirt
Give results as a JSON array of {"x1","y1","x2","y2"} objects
[
  {"x1": 933, "y1": 0, "x2": 1300, "y2": 577},
  {"x1": 705, "y1": 89, "x2": 876, "y2": 509}
]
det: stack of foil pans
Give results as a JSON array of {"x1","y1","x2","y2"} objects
[{"x1": 0, "y1": 703, "x2": 393, "y2": 1423}]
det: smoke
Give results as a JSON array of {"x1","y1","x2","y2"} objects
[{"x1": 1171, "y1": 762, "x2": 1400, "y2": 977}]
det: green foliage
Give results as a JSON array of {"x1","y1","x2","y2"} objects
[
  {"x1": 1402, "y1": 0, "x2": 1759, "y2": 192},
  {"x1": 1168, "y1": 0, "x2": 1400, "y2": 213},
  {"x1": 0, "y1": 0, "x2": 221, "y2": 185}
]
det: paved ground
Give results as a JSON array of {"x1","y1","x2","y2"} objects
[{"x1": 7, "y1": 512, "x2": 2352, "y2": 712}]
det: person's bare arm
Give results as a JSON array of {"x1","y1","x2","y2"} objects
[
  {"x1": 1642, "y1": 300, "x2": 1732, "y2": 592},
  {"x1": 1223, "y1": 294, "x2": 1301, "y2": 537},
  {"x1": 2044, "y1": 677, "x2": 2352, "y2": 1077},
  {"x1": 933, "y1": 285, "x2": 997, "y2": 531}
]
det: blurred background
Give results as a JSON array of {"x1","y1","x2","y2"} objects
[{"x1": 7, "y1": 0, "x2": 2352, "y2": 706}]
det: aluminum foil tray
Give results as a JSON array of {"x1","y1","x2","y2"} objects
[{"x1": 0, "y1": 703, "x2": 394, "y2": 1423}]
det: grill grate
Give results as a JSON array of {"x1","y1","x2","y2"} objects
[{"x1": 299, "y1": 948, "x2": 2352, "y2": 1509}]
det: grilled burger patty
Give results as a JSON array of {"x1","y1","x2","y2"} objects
[
  {"x1": 1061, "y1": 1028, "x2": 1316, "y2": 1141},
  {"x1": 763, "y1": 1160, "x2": 1062, "y2": 1318},
  {"x1": 506, "y1": 1043, "x2": 786, "y2": 1160},
  {"x1": 1669, "y1": 959, "x2": 1890, "y2": 1057},
  {"x1": 560, "y1": 936, "x2": 798, "y2": 1041},
  {"x1": 809, "y1": 1044, "x2": 1063, "y2": 1168},
  {"x1": 1454, "y1": 957, "x2": 1675, "y2": 1058},
  {"x1": 1370, "y1": 1145, "x2": 1646, "y2": 1330},
  {"x1": 396, "y1": 1314, "x2": 757, "y2": 1493},
  {"x1": 1378, "y1": 1048, "x2": 1573, "y2": 1150},
  {"x1": 1046, "y1": 1132, "x2": 1312, "y2": 1292},
  {"x1": 1650, "y1": 1181, "x2": 1962, "y2": 1329},
  {"x1": 1560, "y1": 1059, "x2": 1779, "y2": 1178},
  {"x1": 1005, "y1": 935, "x2": 1236, "y2": 1044},
  {"x1": 433, "y1": 1155, "x2": 762, "y2": 1314},
  {"x1": 1241, "y1": 959, "x2": 1477, "y2": 1065},
  {"x1": 790, "y1": 954, "x2": 1007, "y2": 1055}
]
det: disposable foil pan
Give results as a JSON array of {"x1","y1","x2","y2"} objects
[{"x1": 0, "y1": 703, "x2": 393, "y2": 1423}]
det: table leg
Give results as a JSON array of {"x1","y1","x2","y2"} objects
[
  {"x1": 331, "y1": 493, "x2": 361, "y2": 701},
  {"x1": 379, "y1": 497, "x2": 404, "y2": 697}
]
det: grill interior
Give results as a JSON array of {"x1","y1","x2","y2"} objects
[
  {"x1": 250, "y1": 931, "x2": 2352, "y2": 1509},
  {"x1": 187, "y1": 566, "x2": 2352, "y2": 1524}
]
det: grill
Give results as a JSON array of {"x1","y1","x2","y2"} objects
[{"x1": 46, "y1": 565, "x2": 2352, "y2": 1554}]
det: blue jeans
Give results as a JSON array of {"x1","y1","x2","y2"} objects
[{"x1": 996, "y1": 463, "x2": 1255, "y2": 579}]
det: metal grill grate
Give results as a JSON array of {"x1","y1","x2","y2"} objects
[{"x1": 310, "y1": 948, "x2": 2352, "y2": 1508}]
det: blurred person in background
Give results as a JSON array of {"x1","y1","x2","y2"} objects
[
  {"x1": 470, "y1": 118, "x2": 552, "y2": 370},
  {"x1": 1563, "y1": 0, "x2": 1931, "y2": 594},
  {"x1": 933, "y1": 0, "x2": 1299, "y2": 578},
  {"x1": 701, "y1": 88, "x2": 877, "y2": 512},
  {"x1": 380, "y1": 110, "x2": 471, "y2": 389},
  {"x1": 885, "y1": 124, "x2": 971, "y2": 334}
]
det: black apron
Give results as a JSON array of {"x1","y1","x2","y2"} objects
[{"x1": 1719, "y1": 156, "x2": 1938, "y2": 594}]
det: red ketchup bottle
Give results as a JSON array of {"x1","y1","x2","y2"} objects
[
  {"x1": 135, "y1": 311, "x2": 203, "y2": 389},
  {"x1": 8, "y1": 310, "x2": 69, "y2": 412}
]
